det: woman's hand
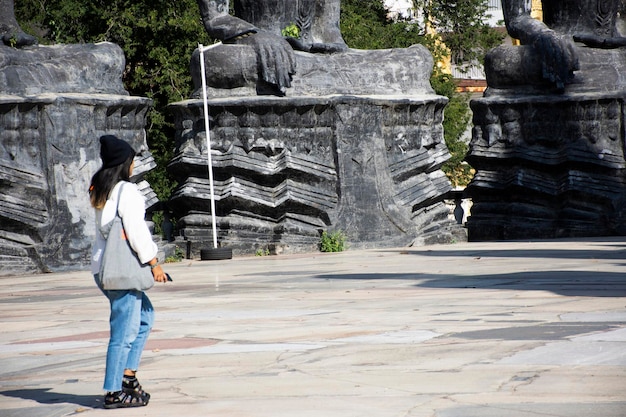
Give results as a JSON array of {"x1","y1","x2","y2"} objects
[{"x1": 151, "y1": 265, "x2": 168, "y2": 282}]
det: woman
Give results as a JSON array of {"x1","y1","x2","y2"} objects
[{"x1": 90, "y1": 134, "x2": 168, "y2": 409}]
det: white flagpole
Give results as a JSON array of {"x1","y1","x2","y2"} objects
[{"x1": 198, "y1": 42, "x2": 222, "y2": 249}]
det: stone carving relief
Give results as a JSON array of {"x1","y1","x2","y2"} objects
[
  {"x1": 466, "y1": 0, "x2": 626, "y2": 240},
  {"x1": 168, "y1": 0, "x2": 464, "y2": 255},
  {"x1": 0, "y1": 1, "x2": 157, "y2": 274}
]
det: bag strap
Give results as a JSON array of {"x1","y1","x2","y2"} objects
[
  {"x1": 99, "y1": 182, "x2": 127, "y2": 239},
  {"x1": 113, "y1": 182, "x2": 125, "y2": 218}
]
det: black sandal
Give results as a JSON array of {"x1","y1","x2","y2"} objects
[
  {"x1": 103, "y1": 390, "x2": 148, "y2": 409},
  {"x1": 122, "y1": 375, "x2": 151, "y2": 402}
]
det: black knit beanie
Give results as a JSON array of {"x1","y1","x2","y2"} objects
[{"x1": 99, "y1": 135, "x2": 136, "y2": 168}]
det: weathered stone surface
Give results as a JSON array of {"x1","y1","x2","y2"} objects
[
  {"x1": 0, "y1": 43, "x2": 127, "y2": 96},
  {"x1": 191, "y1": 45, "x2": 436, "y2": 98},
  {"x1": 168, "y1": 0, "x2": 465, "y2": 255},
  {"x1": 168, "y1": 95, "x2": 463, "y2": 256},
  {"x1": 485, "y1": 44, "x2": 626, "y2": 95},
  {"x1": 0, "y1": 42, "x2": 158, "y2": 275},
  {"x1": 467, "y1": 91, "x2": 626, "y2": 239},
  {"x1": 0, "y1": 94, "x2": 154, "y2": 275},
  {"x1": 195, "y1": 0, "x2": 346, "y2": 95},
  {"x1": 466, "y1": 1, "x2": 626, "y2": 240}
]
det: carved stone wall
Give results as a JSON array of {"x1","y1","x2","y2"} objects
[
  {"x1": 466, "y1": 3, "x2": 626, "y2": 241},
  {"x1": 169, "y1": 95, "x2": 464, "y2": 256},
  {"x1": 0, "y1": 42, "x2": 161, "y2": 276},
  {"x1": 467, "y1": 92, "x2": 626, "y2": 239},
  {"x1": 0, "y1": 94, "x2": 153, "y2": 275}
]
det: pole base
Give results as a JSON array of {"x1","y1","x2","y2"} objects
[{"x1": 200, "y1": 247, "x2": 233, "y2": 261}]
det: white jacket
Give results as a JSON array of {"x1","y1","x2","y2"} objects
[{"x1": 91, "y1": 181, "x2": 157, "y2": 275}]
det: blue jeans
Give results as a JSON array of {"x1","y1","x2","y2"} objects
[{"x1": 94, "y1": 275, "x2": 154, "y2": 392}]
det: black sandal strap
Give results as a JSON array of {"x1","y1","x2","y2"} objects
[
  {"x1": 103, "y1": 390, "x2": 148, "y2": 409},
  {"x1": 122, "y1": 375, "x2": 151, "y2": 401}
]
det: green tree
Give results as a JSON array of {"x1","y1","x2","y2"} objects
[
  {"x1": 430, "y1": 73, "x2": 473, "y2": 187},
  {"x1": 414, "y1": 0, "x2": 504, "y2": 65}
]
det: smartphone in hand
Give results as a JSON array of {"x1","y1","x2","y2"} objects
[{"x1": 166, "y1": 273, "x2": 173, "y2": 282}]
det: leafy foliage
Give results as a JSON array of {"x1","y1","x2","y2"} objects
[
  {"x1": 340, "y1": 0, "x2": 405, "y2": 49},
  {"x1": 281, "y1": 23, "x2": 300, "y2": 39},
  {"x1": 164, "y1": 245, "x2": 185, "y2": 263},
  {"x1": 413, "y1": 0, "x2": 504, "y2": 65},
  {"x1": 320, "y1": 230, "x2": 347, "y2": 252},
  {"x1": 255, "y1": 247, "x2": 271, "y2": 256}
]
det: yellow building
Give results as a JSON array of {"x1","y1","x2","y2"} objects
[
  {"x1": 511, "y1": 0, "x2": 543, "y2": 45},
  {"x1": 532, "y1": 0, "x2": 543, "y2": 21}
]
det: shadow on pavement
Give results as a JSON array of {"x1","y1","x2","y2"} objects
[
  {"x1": 313, "y1": 270, "x2": 626, "y2": 297},
  {"x1": 0, "y1": 388, "x2": 101, "y2": 408},
  {"x1": 380, "y1": 246, "x2": 626, "y2": 261}
]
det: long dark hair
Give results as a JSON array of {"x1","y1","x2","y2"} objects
[{"x1": 89, "y1": 156, "x2": 134, "y2": 209}]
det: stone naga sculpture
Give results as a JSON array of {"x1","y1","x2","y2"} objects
[
  {"x1": 487, "y1": 0, "x2": 626, "y2": 91},
  {"x1": 0, "y1": 0, "x2": 37, "y2": 47}
]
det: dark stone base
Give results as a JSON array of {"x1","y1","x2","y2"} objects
[
  {"x1": 169, "y1": 94, "x2": 464, "y2": 255},
  {"x1": 0, "y1": 93, "x2": 153, "y2": 275},
  {"x1": 466, "y1": 91, "x2": 626, "y2": 241}
]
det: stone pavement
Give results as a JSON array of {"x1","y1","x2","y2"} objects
[{"x1": 1, "y1": 238, "x2": 626, "y2": 417}]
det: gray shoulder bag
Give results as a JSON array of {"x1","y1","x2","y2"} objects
[{"x1": 98, "y1": 183, "x2": 155, "y2": 291}]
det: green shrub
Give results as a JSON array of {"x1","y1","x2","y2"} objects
[
  {"x1": 255, "y1": 247, "x2": 271, "y2": 256},
  {"x1": 164, "y1": 245, "x2": 184, "y2": 263},
  {"x1": 320, "y1": 230, "x2": 346, "y2": 253},
  {"x1": 281, "y1": 23, "x2": 300, "y2": 39}
]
